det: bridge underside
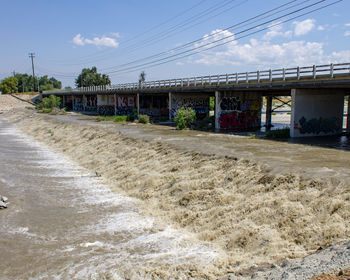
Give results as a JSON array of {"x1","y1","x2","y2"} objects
[{"x1": 44, "y1": 76, "x2": 350, "y2": 138}]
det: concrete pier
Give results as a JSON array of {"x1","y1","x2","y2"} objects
[{"x1": 291, "y1": 89, "x2": 345, "y2": 137}]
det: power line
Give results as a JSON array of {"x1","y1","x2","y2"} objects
[
  {"x1": 104, "y1": 0, "x2": 329, "y2": 75},
  {"x1": 101, "y1": 0, "x2": 306, "y2": 72},
  {"x1": 48, "y1": 0, "x2": 209, "y2": 64},
  {"x1": 105, "y1": 0, "x2": 341, "y2": 76},
  {"x1": 50, "y1": 0, "x2": 247, "y2": 66},
  {"x1": 37, "y1": 0, "x2": 341, "y2": 80},
  {"x1": 41, "y1": 0, "x2": 304, "y2": 77}
]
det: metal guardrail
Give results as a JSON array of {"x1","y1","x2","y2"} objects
[{"x1": 44, "y1": 62, "x2": 350, "y2": 94}]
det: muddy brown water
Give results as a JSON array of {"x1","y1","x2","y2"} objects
[
  {"x1": 48, "y1": 114, "x2": 350, "y2": 183},
  {"x1": 0, "y1": 119, "x2": 221, "y2": 279}
]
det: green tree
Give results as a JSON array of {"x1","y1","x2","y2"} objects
[
  {"x1": 39, "y1": 75, "x2": 62, "y2": 92},
  {"x1": 0, "y1": 77, "x2": 18, "y2": 94},
  {"x1": 75, "y1": 67, "x2": 111, "y2": 88},
  {"x1": 13, "y1": 73, "x2": 61, "y2": 92}
]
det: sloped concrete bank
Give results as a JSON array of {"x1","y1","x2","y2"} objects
[{"x1": 3, "y1": 108, "x2": 350, "y2": 279}]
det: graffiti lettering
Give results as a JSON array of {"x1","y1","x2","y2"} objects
[
  {"x1": 73, "y1": 103, "x2": 84, "y2": 112},
  {"x1": 97, "y1": 105, "x2": 114, "y2": 116},
  {"x1": 117, "y1": 96, "x2": 136, "y2": 108},
  {"x1": 220, "y1": 97, "x2": 241, "y2": 111},
  {"x1": 171, "y1": 96, "x2": 209, "y2": 118},
  {"x1": 295, "y1": 116, "x2": 342, "y2": 134},
  {"x1": 116, "y1": 108, "x2": 134, "y2": 116},
  {"x1": 219, "y1": 111, "x2": 260, "y2": 129}
]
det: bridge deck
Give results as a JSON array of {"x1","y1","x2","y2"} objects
[{"x1": 43, "y1": 63, "x2": 350, "y2": 97}]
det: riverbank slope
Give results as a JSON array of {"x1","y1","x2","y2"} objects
[{"x1": 3, "y1": 108, "x2": 350, "y2": 278}]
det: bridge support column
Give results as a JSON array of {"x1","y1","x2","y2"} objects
[
  {"x1": 72, "y1": 95, "x2": 75, "y2": 111},
  {"x1": 266, "y1": 96, "x2": 272, "y2": 130},
  {"x1": 137, "y1": 93, "x2": 140, "y2": 117},
  {"x1": 169, "y1": 92, "x2": 172, "y2": 121},
  {"x1": 83, "y1": 94, "x2": 86, "y2": 111},
  {"x1": 347, "y1": 96, "x2": 350, "y2": 133},
  {"x1": 62, "y1": 95, "x2": 66, "y2": 107},
  {"x1": 215, "y1": 91, "x2": 220, "y2": 130},
  {"x1": 290, "y1": 89, "x2": 345, "y2": 137},
  {"x1": 114, "y1": 94, "x2": 117, "y2": 116}
]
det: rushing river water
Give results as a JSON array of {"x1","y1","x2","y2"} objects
[{"x1": 0, "y1": 119, "x2": 220, "y2": 279}]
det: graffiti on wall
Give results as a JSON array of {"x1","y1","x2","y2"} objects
[
  {"x1": 115, "y1": 96, "x2": 136, "y2": 116},
  {"x1": 219, "y1": 111, "x2": 260, "y2": 129},
  {"x1": 220, "y1": 97, "x2": 241, "y2": 111},
  {"x1": 171, "y1": 96, "x2": 209, "y2": 117},
  {"x1": 97, "y1": 105, "x2": 114, "y2": 116},
  {"x1": 117, "y1": 96, "x2": 136, "y2": 108},
  {"x1": 294, "y1": 116, "x2": 342, "y2": 135},
  {"x1": 219, "y1": 96, "x2": 261, "y2": 129},
  {"x1": 73, "y1": 103, "x2": 84, "y2": 112}
]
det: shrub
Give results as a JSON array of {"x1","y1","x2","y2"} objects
[
  {"x1": 174, "y1": 107, "x2": 196, "y2": 130},
  {"x1": 36, "y1": 95, "x2": 61, "y2": 113},
  {"x1": 138, "y1": 114, "x2": 150, "y2": 124},
  {"x1": 97, "y1": 115, "x2": 128, "y2": 122}
]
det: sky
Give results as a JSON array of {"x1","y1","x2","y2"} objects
[{"x1": 1, "y1": 0, "x2": 350, "y2": 87}]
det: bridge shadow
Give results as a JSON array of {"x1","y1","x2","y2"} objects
[
  {"x1": 216, "y1": 127, "x2": 350, "y2": 151},
  {"x1": 286, "y1": 134, "x2": 350, "y2": 151}
]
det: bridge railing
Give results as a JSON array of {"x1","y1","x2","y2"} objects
[{"x1": 43, "y1": 62, "x2": 350, "y2": 94}]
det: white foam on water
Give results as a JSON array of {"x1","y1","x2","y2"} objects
[{"x1": 0, "y1": 119, "x2": 222, "y2": 279}]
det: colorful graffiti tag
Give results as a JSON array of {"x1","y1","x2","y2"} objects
[
  {"x1": 116, "y1": 96, "x2": 136, "y2": 116},
  {"x1": 220, "y1": 97, "x2": 241, "y2": 111},
  {"x1": 219, "y1": 111, "x2": 260, "y2": 129},
  {"x1": 219, "y1": 96, "x2": 261, "y2": 129},
  {"x1": 97, "y1": 105, "x2": 114, "y2": 116},
  {"x1": 73, "y1": 103, "x2": 84, "y2": 112},
  {"x1": 294, "y1": 116, "x2": 342, "y2": 134},
  {"x1": 171, "y1": 96, "x2": 209, "y2": 117}
]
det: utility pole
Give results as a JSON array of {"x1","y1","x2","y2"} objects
[{"x1": 29, "y1": 52, "x2": 36, "y2": 92}]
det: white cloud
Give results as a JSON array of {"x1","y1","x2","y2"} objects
[
  {"x1": 72, "y1": 34, "x2": 119, "y2": 48},
  {"x1": 345, "y1": 31, "x2": 350, "y2": 37},
  {"x1": 329, "y1": 50, "x2": 350, "y2": 63},
  {"x1": 345, "y1": 23, "x2": 350, "y2": 27},
  {"x1": 293, "y1": 19, "x2": 315, "y2": 36},
  {"x1": 317, "y1": 26, "x2": 325, "y2": 31},
  {"x1": 263, "y1": 24, "x2": 292, "y2": 41},
  {"x1": 72, "y1": 34, "x2": 84, "y2": 46},
  {"x1": 110, "y1": 32, "x2": 121, "y2": 38},
  {"x1": 191, "y1": 29, "x2": 347, "y2": 68}
]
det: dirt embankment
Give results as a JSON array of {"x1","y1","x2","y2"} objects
[
  {"x1": 3, "y1": 109, "x2": 350, "y2": 278},
  {"x1": 0, "y1": 94, "x2": 36, "y2": 112}
]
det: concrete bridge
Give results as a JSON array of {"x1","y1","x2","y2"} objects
[{"x1": 43, "y1": 62, "x2": 350, "y2": 138}]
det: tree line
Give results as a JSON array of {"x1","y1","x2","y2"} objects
[
  {"x1": 0, "y1": 74, "x2": 62, "y2": 94},
  {"x1": 0, "y1": 66, "x2": 144, "y2": 94}
]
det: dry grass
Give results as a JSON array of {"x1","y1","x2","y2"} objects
[{"x1": 5, "y1": 110, "x2": 350, "y2": 277}]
